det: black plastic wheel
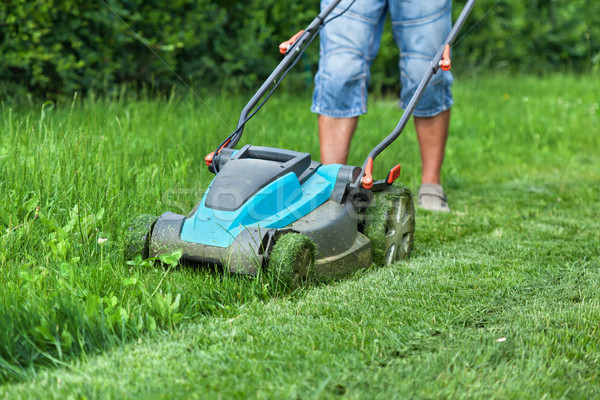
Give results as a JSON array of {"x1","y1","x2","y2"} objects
[
  {"x1": 124, "y1": 214, "x2": 158, "y2": 262},
  {"x1": 363, "y1": 184, "x2": 415, "y2": 266},
  {"x1": 267, "y1": 233, "x2": 316, "y2": 292}
]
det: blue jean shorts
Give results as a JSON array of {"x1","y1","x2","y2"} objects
[{"x1": 311, "y1": 0, "x2": 453, "y2": 118}]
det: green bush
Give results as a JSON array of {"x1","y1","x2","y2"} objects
[
  {"x1": 0, "y1": 0, "x2": 318, "y2": 97},
  {"x1": 0, "y1": 0, "x2": 598, "y2": 98},
  {"x1": 454, "y1": 0, "x2": 599, "y2": 71}
]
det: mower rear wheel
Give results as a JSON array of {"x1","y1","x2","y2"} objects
[
  {"x1": 267, "y1": 233, "x2": 316, "y2": 292},
  {"x1": 363, "y1": 184, "x2": 415, "y2": 266},
  {"x1": 124, "y1": 214, "x2": 158, "y2": 261}
]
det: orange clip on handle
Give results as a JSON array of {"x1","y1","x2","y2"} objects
[
  {"x1": 205, "y1": 139, "x2": 231, "y2": 166},
  {"x1": 279, "y1": 30, "x2": 304, "y2": 54},
  {"x1": 361, "y1": 157, "x2": 374, "y2": 189},
  {"x1": 205, "y1": 151, "x2": 215, "y2": 166},
  {"x1": 440, "y1": 44, "x2": 451, "y2": 71}
]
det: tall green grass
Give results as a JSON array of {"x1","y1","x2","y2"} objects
[
  {"x1": 0, "y1": 73, "x2": 599, "y2": 397},
  {"x1": 0, "y1": 92, "x2": 286, "y2": 381}
]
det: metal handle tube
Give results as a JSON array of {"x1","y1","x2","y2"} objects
[
  {"x1": 229, "y1": 0, "x2": 344, "y2": 148},
  {"x1": 354, "y1": 0, "x2": 478, "y2": 186}
]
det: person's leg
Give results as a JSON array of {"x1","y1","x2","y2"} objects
[
  {"x1": 318, "y1": 115, "x2": 359, "y2": 165},
  {"x1": 414, "y1": 108, "x2": 450, "y2": 184},
  {"x1": 415, "y1": 109, "x2": 451, "y2": 211},
  {"x1": 389, "y1": 0, "x2": 453, "y2": 211},
  {"x1": 312, "y1": 0, "x2": 387, "y2": 164}
]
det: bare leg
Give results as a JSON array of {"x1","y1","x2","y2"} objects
[
  {"x1": 414, "y1": 108, "x2": 450, "y2": 185},
  {"x1": 318, "y1": 115, "x2": 359, "y2": 165}
]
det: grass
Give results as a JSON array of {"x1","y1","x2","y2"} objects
[{"x1": 0, "y1": 73, "x2": 599, "y2": 398}]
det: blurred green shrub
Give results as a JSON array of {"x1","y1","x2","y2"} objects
[
  {"x1": 0, "y1": 0, "x2": 318, "y2": 97},
  {"x1": 0, "y1": 0, "x2": 598, "y2": 98}
]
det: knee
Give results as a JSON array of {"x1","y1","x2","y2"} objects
[
  {"x1": 319, "y1": 50, "x2": 367, "y2": 84},
  {"x1": 313, "y1": 50, "x2": 369, "y2": 117}
]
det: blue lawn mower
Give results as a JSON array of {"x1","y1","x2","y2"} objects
[{"x1": 124, "y1": 0, "x2": 477, "y2": 288}]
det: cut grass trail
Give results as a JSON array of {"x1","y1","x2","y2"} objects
[{"x1": 0, "y1": 73, "x2": 599, "y2": 398}]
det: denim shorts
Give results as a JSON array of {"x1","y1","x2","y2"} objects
[{"x1": 311, "y1": 0, "x2": 453, "y2": 118}]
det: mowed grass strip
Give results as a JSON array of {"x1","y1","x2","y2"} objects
[
  {"x1": 2, "y1": 202, "x2": 599, "y2": 399},
  {"x1": 0, "y1": 73, "x2": 599, "y2": 397}
]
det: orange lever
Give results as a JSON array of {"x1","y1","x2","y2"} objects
[
  {"x1": 387, "y1": 164, "x2": 401, "y2": 184},
  {"x1": 204, "y1": 139, "x2": 231, "y2": 166},
  {"x1": 361, "y1": 157, "x2": 374, "y2": 189},
  {"x1": 205, "y1": 151, "x2": 215, "y2": 166},
  {"x1": 279, "y1": 30, "x2": 304, "y2": 54},
  {"x1": 440, "y1": 44, "x2": 451, "y2": 71}
]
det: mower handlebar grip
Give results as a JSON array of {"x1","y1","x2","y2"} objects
[
  {"x1": 212, "y1": 145, "x2": 312, "y2": 176},
  {"x1": 245, "y1": 146, "x2": 308, "y2": 163}
]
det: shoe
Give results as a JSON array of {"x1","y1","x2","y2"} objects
[{"x1": 418, "y1": 183, "x2": 450, "y2": 212}]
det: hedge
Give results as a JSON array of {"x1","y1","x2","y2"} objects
[{"x1": 1, "y1": 0, "x2": 598, "y2": 98}]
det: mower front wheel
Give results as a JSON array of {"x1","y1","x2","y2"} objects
[
  {"x1": 267, "y1": 233, "x2": 316, "y2": 292},
  {"x1": 363, "y1": 184, "x2": 415, "y2": 266},
  {"x1": 124, "y1": 214, "x2": 158, "y2": 262}
]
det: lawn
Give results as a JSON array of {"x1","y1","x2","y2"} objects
[{"x1": 0, "y1": 73, "x2": 599, "y2": 399}]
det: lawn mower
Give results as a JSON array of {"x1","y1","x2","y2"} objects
[{"x1": 124, "y1": 0, "x2": 477, "y2": 288}]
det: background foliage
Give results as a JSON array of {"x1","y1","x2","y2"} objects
[{"x1": 1, "y1": 0, "x2": 599, "y2": 98}]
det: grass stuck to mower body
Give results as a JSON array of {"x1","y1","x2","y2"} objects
[{"x1": 124, "y1": 145, "x2": 416, "y2": 290}]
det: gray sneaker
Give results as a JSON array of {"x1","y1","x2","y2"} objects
[{"x1": 418, "y1": 183, "x2": 450, "y2": 212}]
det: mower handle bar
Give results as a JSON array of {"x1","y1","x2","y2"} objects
[
  {"x1": 217, "y1": 0, "x2": 345, "y2": 154},
  {"x1": 237, "y1": 145, "x2": 310, "y2": 164},
  {"x1": 354, "y1": 0, "x2": 478, "y2": 187}
]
